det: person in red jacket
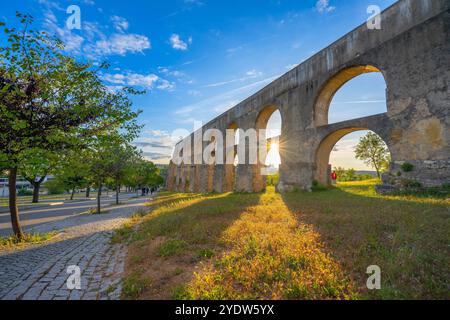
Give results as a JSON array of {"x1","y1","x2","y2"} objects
[{"x1": 331, "y1": 170, "x2": 337, "y2": 185}]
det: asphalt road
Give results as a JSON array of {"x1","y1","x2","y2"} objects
[{"x1": 0, "y1": 193, "x2": 147, "y2": 237}]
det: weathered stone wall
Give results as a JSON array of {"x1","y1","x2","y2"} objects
[{"x1": 167, "y1": 0, "x2": 450, "y2": 193}]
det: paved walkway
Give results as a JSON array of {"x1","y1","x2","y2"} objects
[{"x1": 0, "y1": 196, "x2": 152, "y2": 300}]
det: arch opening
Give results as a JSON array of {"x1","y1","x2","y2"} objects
[
  {"x1": 315, "y1": 65, "x2": 387, "y2": 126},
  {"x1": 315, "y1": 128, "x2": 391, "y2": 186},
  {"x1": 255, "y1": 106, "x2": 282, "y2": 189}
]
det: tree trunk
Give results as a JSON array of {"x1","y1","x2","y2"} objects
[
  {"x1": 32, "y1": 182, "x2": 40, "y2": 203},
  {"x1": 70, "y1": 188, "x2": 76, "y2": 200},
  {"x1": 86, "y1": 187, "x2": 90, "y2": 198},
  {"x1": 8, "y1": 168, "x2": 24, "y2": 240},
  {"x1": 97, "y1": 184, "x2": 102, "y2": 214},
  {"x1": 116, "y1": 185, "x2": 119, "y2": 205}
]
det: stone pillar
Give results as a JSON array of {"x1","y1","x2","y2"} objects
[
  {"x1": 199, "y1": 165, "x2": 214, "y2": 193},
  {"x1": 252, "y1": 164, "x2": 266, "y2": 192},
  {"x1": 213, "y1": 164, "x2": 224, "y2": 193},
  {"x1": 188, "y1": 165, "x2": 195, "y2": 192},
  {"x1": 223, "y1": 164, "x2": 235, "y2": 192},
  {"x1": 235, "y1": 164, "x2": 253, "y2": 192},
  {"x1": 175, "y1": 166, "x2": 182, "y2": 192},
  {"x1": 167, "y1": 162, "x2": 177, "y2": 191},
  {"x1": 192, "y1": 165, "x2": 200, "y2": 192}
]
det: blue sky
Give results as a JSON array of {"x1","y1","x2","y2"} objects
[{"x1": 1, "y1": 0, "x2": 396, "y2": 169}]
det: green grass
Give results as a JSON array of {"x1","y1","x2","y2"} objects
[
  {"x1": 121, "y1": 181, "x2": 449, "y2": 300},
  {"x1": 0, "y1": 232, "x2": 57, "y2": 250},
  {"x1": 157, "y1": 239, "x2": 187, "y2": 257},
  {"x1": 121, "y1": 272, "x2": 151, "y2": 300}
]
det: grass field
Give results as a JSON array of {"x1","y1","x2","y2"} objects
[{"x1": 117, "y1": 180, "x2": 449, "y2": 300}]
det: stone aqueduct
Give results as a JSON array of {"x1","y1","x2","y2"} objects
[{"x1": 167, "y1": 0, "x2": 450, "y2": 193}]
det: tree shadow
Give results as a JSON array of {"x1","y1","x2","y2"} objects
[
  {"x1": 122, "y1": 191, "x2": 263, "y2": 300},
  {"x1": 280, "y1": 187, "x2": 449, "y2": 299}
]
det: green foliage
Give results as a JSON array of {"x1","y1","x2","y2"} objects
[
  {"x1": 0, "y1": 13, "x2": 143, "y2": 235},
  {"x1": 197, "y1": 248, "x2": 215, "y2": 259},
  {"x1": 354, "y1": 132, "x2": 391, "y2": 178},
  {"x1": 401, "y1": 162, "x2": 414, "y2": 172},
  {"x1": 334, "y1": 167, "x2": 374, "y2": 182},
  {"x1": 121, "y1": 273, "x2": 150, "y2": 299},
  {"x1": 266, "y1": 173, "x2": 279, "y2": 186},
  {"x1": 157, "y1": 239, "x2": 187, "y2": 257},
  {"x1": 311, "y1": 180, "x2": 328, "y2": 192},
  {"x1": 334, "y1": 167, "x2": 356, "y2": 182},
  {"x1": 0, "y1": 232, "x2": 56, "y2": 250},
  {"x1": 43, "y1": 179, "x2": 66, "y2": 195},
  {"x1": 17, "y1": 188, "x2": 33, "y2": 196},
  {"x1": 401, "y1": 179, "x2": 422, "y2": 189}
]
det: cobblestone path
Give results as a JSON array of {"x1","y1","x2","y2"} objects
[{"x1": 0, "y1": 197, "x2": 152, "y2": 300}]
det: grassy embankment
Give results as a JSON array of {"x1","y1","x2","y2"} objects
[{"x1": 114, "y1": 179, "x2": 449, "y2": 300}]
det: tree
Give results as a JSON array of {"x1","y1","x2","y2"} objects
[
  {"x1": 108, "y1": 143, "x2": 140, "y2": 205},
  {"x1": 0, "y1": 14, "x2": 140, "y2": 239},
  {"x1": 18, "y1": 149, "x2": 57, "y2": 203},
  {"x1": 53, "y1": 150, "x2": 91, "y2": 200},
  {"x1": 354, "y1": 132, "x2": 390, "y2": 179}
]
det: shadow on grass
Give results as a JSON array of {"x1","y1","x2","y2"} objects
[
  {"x1": 280, "y1": 186, "x2": 450, "y2": 300},
  {"x1": 122, "y1": 191, "x2": 263, "y2": 300}
]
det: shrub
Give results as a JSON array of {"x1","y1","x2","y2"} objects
[
  {"x1": 17, "y1": 188, "x2": 33, "y2": 196},
  {"x1": 401, "y1": 179, "x2": 422, "y2": 189},
  {"x1": 401, "y1": 162, "x2": 414, "y2": 172}
]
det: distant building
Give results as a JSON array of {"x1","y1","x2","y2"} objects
[{"x1": 0, "y1": 175, "x2": 54, "y2": 197}]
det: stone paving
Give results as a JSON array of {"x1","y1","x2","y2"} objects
[{"x1": 0, "y1": 197, "x2": 152, "y2": 300}]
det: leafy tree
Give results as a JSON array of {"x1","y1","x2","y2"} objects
[
  {"x1": 354, "y1": 132, "x2": 391, "y2": 179},
  {"x1": 53, "y1": 150, "x2": 91, "y2": 200},
  {"x1": 105, "y1": 142, "x2": 140, "y2": 205},
  {"x1": 0, "y1": 14, "x2": 140, "y2": 239},
  {"x1": 334, "y1": 167, "x2": 356, "y2": 182},
  {"x1": 18, "y1": 149, "x2": 57, "y2": 203}
]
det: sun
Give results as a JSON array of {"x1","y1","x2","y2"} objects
[{"x1": 265, "y1": 143, "x2": 281, "y2": 168}]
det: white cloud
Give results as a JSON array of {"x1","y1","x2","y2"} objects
[
  {"x1": 94, "y1": 33, "x2": 150, "y2": 56},
  {"x1": 102, "y1": 72, "x2": 175, "y2": 91},
  {"x1": 41, "y1": 6, "x2": 150, "y2": 59},
  {"x1": 316, "y1": 0, "x2": 336, "y2": 13},
  {"x1": 170, "y1": 34, "x2": 191, "y2": 50},
  {"x1": 43, "y1": 11, "x2": 84, "y2": 53},
  {"x1": 135, "y1": 130, "x2": 177, "y2": 164},
  {"x1": 110, "y1": 15, "x2": 129, "y2": 32},
  {"x1": 157, "y1": 79, "x2": 176, "y2": 91}
]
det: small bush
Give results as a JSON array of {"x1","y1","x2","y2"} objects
[
  {"x1": 18, "y1": 188, "x2": 33, "y2": 196},
  {"x1": 401, "y1": 162, "x2": 414, "y2": 172}
]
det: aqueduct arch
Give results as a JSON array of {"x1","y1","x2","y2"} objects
[
  {"x1": 314, "y1": 65, "x2": 385, "y2": 126},
  {"x1": 315, "y1": 127, "x2": 391, "y2": 186},
  {"x1": 168, "y1": 0, "x2": 450, "y2": 193}
]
